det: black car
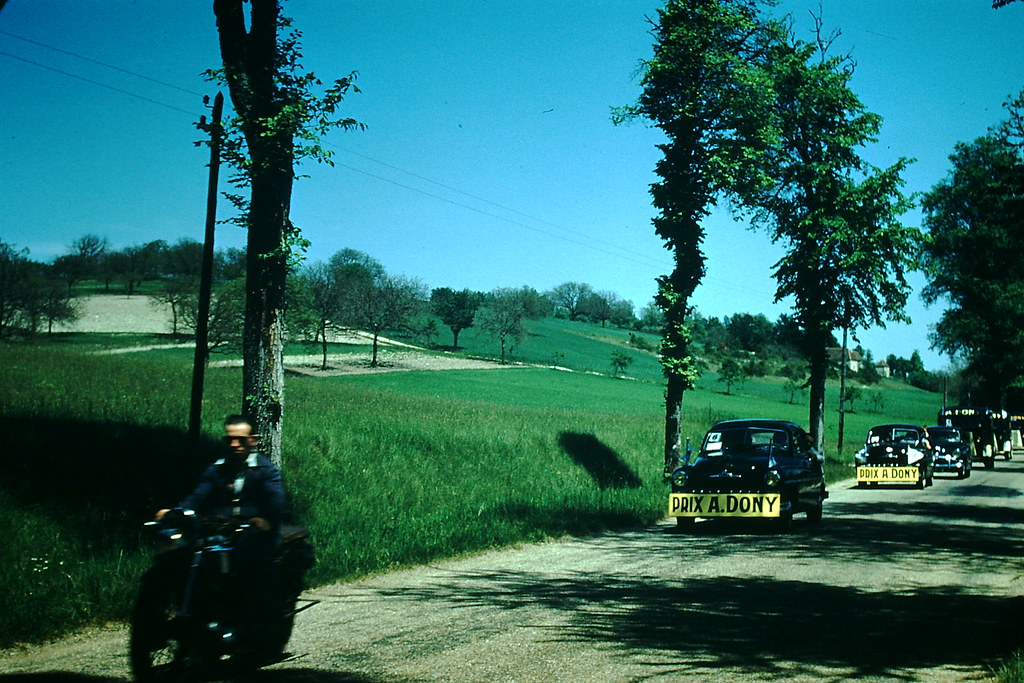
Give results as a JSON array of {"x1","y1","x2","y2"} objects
[
  {"x1": 667, "y1": 419, "x2": 827, "y2": 531},
  {"x1": 854, "y1": 423, "x2": 934, "y2": 488},
  {"x1": 927, "y1": 425, "x2": 972, "y2": 478}
]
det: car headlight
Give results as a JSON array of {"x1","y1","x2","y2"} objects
[
  {"x1": 764, "y1": 469, "x2": 781, "y2": 488},
  {"x1": 671, "y1": 467, "x2": 687, "y2": 489}
]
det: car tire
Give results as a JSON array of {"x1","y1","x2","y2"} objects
[
  {"x1": 806, "y1": 499, "x2": 823, "y2": 524},
  {"x1": 675, "y1": 517, "x2": 695, "y2": 531},
  {"x1": 776, "y1": 511, "x2": 793, "y2": 533}
]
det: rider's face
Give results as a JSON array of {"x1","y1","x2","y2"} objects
[{"x1": 222, "y1": 422, "x2": 256, "y2": 458}]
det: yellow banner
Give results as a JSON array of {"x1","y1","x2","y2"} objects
[
  {"x1": 857, "y1": 466, "x2": 919, "y2": 483},
  {"x1": 668, "y1": 493, "x2": 781, "y2": 518}
]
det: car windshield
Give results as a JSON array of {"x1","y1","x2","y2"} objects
[
  {"x1": 867, "y1": 426, "x2": 920, "y2": 446},
  {"x1": 702, "y1": 427, "x2": 790, "y2": 457},
  {"x1": 929, "y1": 427, "x2": 960, "y2": 442}
]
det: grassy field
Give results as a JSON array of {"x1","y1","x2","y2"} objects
[{"x1": 0, "y1": 322, "x2": 946, "y2": 648}]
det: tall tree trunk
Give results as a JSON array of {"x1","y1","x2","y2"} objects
[
  {"x1": 320, "y1": 321, "x2": 328, "y2": 371},
  {"x1": 664, "y1": 373, "x2": 685, "y2": 468},
  {"x1": 658, "y1": 264, "x2": 700, "y2": 468},
  {"x1": 806, "y1": 325, "x2": 830, "y2": 454},
  {"x1": 213, "y1": 0, "x2": 294, "y2": 467},
  {"x1": 242, "y1": 166, "x2": 292, "y2": 467}
]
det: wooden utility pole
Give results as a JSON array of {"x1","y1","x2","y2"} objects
[
  {"x1": 189, "y1": 92, "x2": 224, "y2": 447},
  {"x1": 837, "y1": 325, "x2": 849, "y2": 457}
]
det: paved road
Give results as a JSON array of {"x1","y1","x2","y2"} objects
[{"x1": 3, "y1": 459, "x2": 1024, "y2": 682}]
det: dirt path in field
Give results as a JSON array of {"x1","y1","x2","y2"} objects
[{"x1": 59, "y1": 294, "x2": 517, "y2": 375}]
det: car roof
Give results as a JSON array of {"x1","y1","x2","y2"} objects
[
  {"x1": 869, "y1": 423, "x2": 923, "y2": 430},
  {"x1": 709, "y1": 419, "x2": 803, "y2": 432}
]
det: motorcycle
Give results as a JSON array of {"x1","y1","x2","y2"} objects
[{"x1": 129, "y1": 508, "x2": 315, "y2": 682}]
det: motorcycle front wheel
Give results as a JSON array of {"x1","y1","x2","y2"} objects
[{"x1": 129, "y1": 569, "x2": 194, "y2": 683}]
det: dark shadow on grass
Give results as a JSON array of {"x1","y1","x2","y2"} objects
[
  {"x1": 0, "y1": 415, "x2": 218, "y2": 534},
  {"x1": 0, "y1": 676, "x2": 123, "y2": 683},
  {"x1": 558, "y1": 432, "x2": 642, "y2": 489},
  {"x1": 0, "y1": 671, "x2": 392, "y2": 683}
]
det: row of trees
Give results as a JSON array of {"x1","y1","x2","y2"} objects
[
  {"x1": 615, "y1": 0, "x2": 923, "y2": 460},
  {"x1": 0, "y1": 242, "x2": 78, "y2": 337},
  {"x1": 920, "y1": 90, "x2": 1024, "y2": 409}
]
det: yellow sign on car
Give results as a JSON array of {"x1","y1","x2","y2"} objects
[
  {"x1": 668, "y1": 493, "x2": 782, "y2": 518},
  {"x1": 856, "y1": 466, "x2": 919, "y2": 483}
]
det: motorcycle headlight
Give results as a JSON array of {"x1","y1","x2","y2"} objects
[
  {"x1": 765, "y1": 469, "x2": 781, "y2": 488},
  {"x1": 671, "y1": 467, "x2": 687, "y2": 489}
]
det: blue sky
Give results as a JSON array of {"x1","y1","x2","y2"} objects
[{"x1": 1, "y1": 1, "x2": 1021, "y2": 371}]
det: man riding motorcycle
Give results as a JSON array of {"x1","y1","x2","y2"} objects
[{"x1": 155, "y1": 414, "x2": 286, "y2": 655}]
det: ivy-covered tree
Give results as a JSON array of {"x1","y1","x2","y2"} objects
[
  {"x1": 614, "y1": 0, "x2": 779, "y2": 466},
  {"x1": 206, "y1": 0, "x2": 363, "y2": 464}
]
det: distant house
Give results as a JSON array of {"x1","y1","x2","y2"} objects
[
  {"x1": 827, "y1": 347, "x2": 863, "y2": 373},
  {"x1": 875, "y1": 360, "x2": 891, "y2": 378}
]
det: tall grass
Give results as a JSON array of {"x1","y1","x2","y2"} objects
[{"x1": 0, "y1": 339, "x2": 941, "y2": 646}]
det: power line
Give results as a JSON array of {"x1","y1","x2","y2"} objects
[
  {"x1": 0, "y1": 50, "x2": 200, "y2": 117},
  {"x1": 333, "y1": 160, "x2": 668, "y2": 271},
  {"x1": 0, "y1": 28, "x2": 206, "y2": 97},
  {"x1": 331, "y1": 143, "x2": 668, "y2": 269},
  {"x1": 1, "y1": 33, "x2": 676, "y2": 276}
]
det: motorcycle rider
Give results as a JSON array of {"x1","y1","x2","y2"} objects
[{"x1": 156, "y1": 414, "x2": 286, "y2": 655}]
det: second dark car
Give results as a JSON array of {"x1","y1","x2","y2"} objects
[
  {"x1": 854, "y1": 423, "x2": 934, "y2": 488},
  {"x1": 667, "y1": 419, "x2": 827, "y2": 531},
  {"x1": 927, "y1": 425, "x2": 972, "y2": 479}
]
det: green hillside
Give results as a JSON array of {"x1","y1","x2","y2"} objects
[{"x1": 0, "y1": 326, "x2": 942, "y2": 646}]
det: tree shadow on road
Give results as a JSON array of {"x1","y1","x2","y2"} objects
[{"x1": 360, "y1": 510, "x2": 1024, "y2": 680}]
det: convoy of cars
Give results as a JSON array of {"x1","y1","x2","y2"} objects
[{"x1": 665, "y1": 407, "x2": 1022, "y2": 532}]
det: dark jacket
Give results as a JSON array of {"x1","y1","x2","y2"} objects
[{"x1": 180, "y1": 452, "x2": 286, "y2": 532}]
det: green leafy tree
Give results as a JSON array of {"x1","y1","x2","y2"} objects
[
  {"x1": 293, "y1": 260, "x2": 343, "y2": 369},
  {"x1": 781, "y1": 361, "x2": 807, "y2": 404},
  {"x1": 0, "y1": 241, "x2": 32, "y2": 337},
  {"x1": 921, "y1": 104, "x2": 1024, "y2": 406},
  {"x1": 476, "y1": 286, "x2": 547, "y2": 364},
  {"x1": 610, "y1": 350, "x2": 635, "y2": 377},
  {"x1": 430, "y1": 287, "x2": 483, "y2": 348},
  {"x1": 614, "y1": 0, "x2": 779, "y2": 465},
  {"x1": 205, "y1": 0, "x2": 363, "y2": 464},
  {"x1": 717, "y1": 355, "x2": 747, "y2": 395},
  {"x1": 546, "y1": 282, "x2": 593, "y2": 321},
  {"x1": 725, "y1": 312, "x2": 774, "y2": 352},
  {"x1": 753, "y1": 28, "x2": 918, "y2": 451},
  {"x1": 338, "y1": 270, "x2": 428, "y2": 367}
]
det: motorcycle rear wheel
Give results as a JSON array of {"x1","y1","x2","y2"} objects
[{"x1": 129, "y1": 571, "x2": 195, "y2": 683}]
